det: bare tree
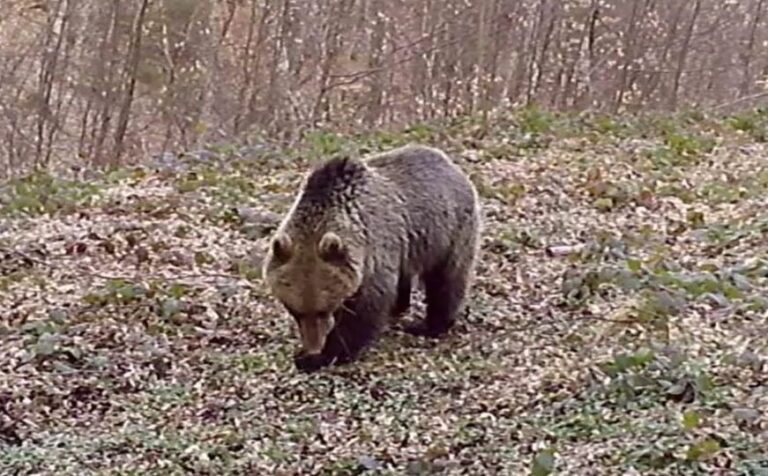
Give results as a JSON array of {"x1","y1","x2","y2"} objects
[
  {"x1": 670, "y1": 0, "x2": 702, "y2": 110},
  {"x1": 741, "y1": 0, "x2": 765, "y2": 96},
  {"x1": 112, "y1": 0, "x2": 149, "y2": 165},
  {"x1": 3, "y1": 0, "x2": 768, "y2": 178}
]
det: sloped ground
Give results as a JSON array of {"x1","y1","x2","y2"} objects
[{"x1": 1, "y1": 112, "x2": 766, "y2": 475}]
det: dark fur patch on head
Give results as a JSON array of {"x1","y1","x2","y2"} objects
[{"x1": 300, "y1": 156, "x2": 368, "y2": 207}]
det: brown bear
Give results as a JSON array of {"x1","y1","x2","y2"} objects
[{"x1": 261, "y1": 144, "x2": 481, "y2": 372}]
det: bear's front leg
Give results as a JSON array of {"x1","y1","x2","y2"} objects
[
  {"x1": 292, "y1": 325, "x2": 367, "y2": 373},
  {"x1": 293, "y1": 348, "x2": 334, "y2": 373},
  {"x1": 293, "y1": 307, "x2": 388, "y2": 373},
  {"x1": 292, "y1": 323, "x2": 356, "y2": 373}
]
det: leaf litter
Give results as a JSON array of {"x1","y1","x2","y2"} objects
[{"x1": 0, "y1": 113, "x2": 767, "y2": 475}]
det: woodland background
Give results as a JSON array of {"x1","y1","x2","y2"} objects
[{"x1": 2, "y1": 0, "x2": 768, "y2": 178}]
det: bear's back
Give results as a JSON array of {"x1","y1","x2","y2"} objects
[{"x1": 366, "y1": 144, "x2": 480, "y2": 274}]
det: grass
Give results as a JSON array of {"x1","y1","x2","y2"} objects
[
  {"x1": 0, "y1": 108, "x2": 766, "y2": 475},
  {"x1": 0, "y1": 170, "x2": 103, "y2": 217}
]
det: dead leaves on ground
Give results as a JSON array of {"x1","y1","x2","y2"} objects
[{"x1": 1, "y1": 113, "x2": 767, "y2": 475}]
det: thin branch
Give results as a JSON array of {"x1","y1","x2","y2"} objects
[{"x1": 712, "y1": 91, "x2": 768, "y2": 112}]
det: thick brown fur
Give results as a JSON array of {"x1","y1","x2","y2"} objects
[{"x1": 262, "y1": 144, "x2": 482, "y2": 372}]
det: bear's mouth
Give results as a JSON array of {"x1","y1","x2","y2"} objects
[{"x1": 296, "y1": 313, "x2": 335, "y2": 355}]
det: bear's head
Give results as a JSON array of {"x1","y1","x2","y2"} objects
[{"x1": 262, "y1": 229, "x2": 364, "y2": 356}]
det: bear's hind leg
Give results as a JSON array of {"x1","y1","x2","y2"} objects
[
  {"x1": 405, "y1": 220, "x2": 479, "y2": 339},
  {"x1": 392, "y1": 273, "x2": 412, "y2": 317},
  {"x1": 404, "y1": 258, "x2": 472, "y2": 338}
]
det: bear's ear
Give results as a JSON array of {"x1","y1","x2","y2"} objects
[
  {"x1": 272, "y1": 233, "x2": 293, "y2": 262},
  {"x1": 318, "y1": 231, "x2": 347, "y2": 262}
]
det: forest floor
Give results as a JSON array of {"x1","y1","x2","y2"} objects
[{"x1": 1, "y1": 109, "x2": 767, "y2": 475}]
